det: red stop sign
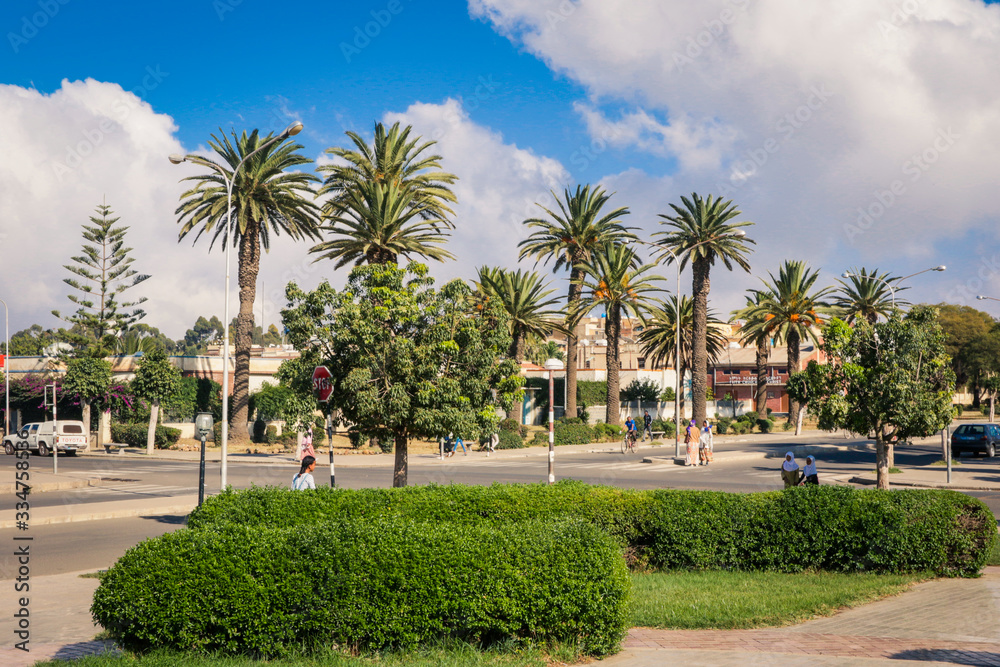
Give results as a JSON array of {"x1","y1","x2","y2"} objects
[{"x1": 312, "y1": 366, "x2": 333, "y2": 402}]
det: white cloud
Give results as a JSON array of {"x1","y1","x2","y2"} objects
[
  {"x1": 469, "y1": 0, "x2": 1000, "y2": 309},
  {"x1": 0, "y1": 79, "x2": 327, "y2": 340}
]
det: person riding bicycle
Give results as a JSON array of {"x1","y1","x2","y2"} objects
[{"x1": 624, "y1": 416, "x2": 638, "y2": 445}]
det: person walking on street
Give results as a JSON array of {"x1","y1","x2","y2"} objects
[
  {"x1": 781, "y1": 452, "x2": 802, "y2": 488},
  {"x1": 301, "y1": 424, "x2": 316, "y2": 460},
  {"x1": 641, "y1": 409, "x2": 654, "y2": 442},
  {"x1": 801, "y1": 455, "x2": 819, "y2": 485},
  {"x1": 699, "y1": 420, "x2": 714, "y2": 465},
  {"x1": 684, "y1": 418, "x2": 698, "y2": 466},
  {"x1": 291, "y1": 455, "x2": 316, "y2": 490},
  {"x1": 486, "y1": 430, "x2": 499, "y2": 457}
]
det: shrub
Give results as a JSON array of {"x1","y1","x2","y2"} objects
[
  {"x1": 252, "y1": 419, "x2": 267, "y2": 443},
  {"x1": 110, "y1": 423, "x2": 181, "y2": 449},
  {"x1": 577, "y1": 380, "x2": 606, "y2": 407},
  {"x1": 955, "y1": 404, "x2": 964, "y2": 417},
  {"x1": 499, "y1": 417, "x2": 528, "y2": 438},
  {"x1": 188, "y1": 483, "x2": 995, "y2": 578},
  {"x1": 497, "y1": 429, "x2": 525, "y2": 449},
  {"x1": 651, "y1": 419, "x2": 675, "y2": 435},
  {"x1": 532, "y1": 422, "x2": 596, "y2": 446},
  {"x1": 739, "y1": 410, "x2": 759, "y2": 424},
  {"x1": 757, "y1": 418, "x2": 774, "y2": 434},
  {"x1": 265, "y1": 425, "x2": 278, "y2": 444},
  {"x1": 92, "y1": 518, "x2": 630, "y2": 658},
  {"x1": 594, "y1": 422, "x2": 623, "y2": 440},
  {"x1": 716, "y1": 417, "x2": 732, "y2": 435},
  {"x1": 620, "y1": 378, "x2": 661, "y2": 403},
  {"x1": 347, "y1": 426, "x2": 362, "y2": 449},
  {"x1": 782, "y1": 421, "x2": 793, "y2": 431}
]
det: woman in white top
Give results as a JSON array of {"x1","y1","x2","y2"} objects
[
  {"x1": 291, "y1": 455, "x2": 316, "y2": 490},
  {"x1": 698, "y1": 420, "x2": 714, "y2": 466}
]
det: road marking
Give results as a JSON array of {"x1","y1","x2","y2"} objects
[{"x1": 76, "y1": 483, "x2": 190, "y2": 496}]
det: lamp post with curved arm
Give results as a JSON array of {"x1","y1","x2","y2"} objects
[
  {"x1": 169, "y1": 121, "x2": 304, "y2": 489},
  {"x1": 634, "y1": 231, "x2": 745, "y2": 458},
  {"x1": 842, "y1": 265, "x2": 946, "y2": 310},
  {"x1": 977, "y1": 295, "x2": 1000, "y2": 303}
]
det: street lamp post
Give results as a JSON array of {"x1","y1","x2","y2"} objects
[
  {"x1": 169, "y1": 121, "x2": 304, "y2": 489},
  {"x1": 976, "y1": 295, "x2": 1000, "y2": 304},
  {"x1": 842, "y1": 266, "x2": 946, "y2": 309},
  {"x1": 544, "y1": 357, "x2": 564, "y2": 485},
  {"x1": 634, "y1": 231, "x2": 745, "y2": 458}
]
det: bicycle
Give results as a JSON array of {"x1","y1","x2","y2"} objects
[{"x1": 622, "y1": 430, "x2": 638, "y2": 454}]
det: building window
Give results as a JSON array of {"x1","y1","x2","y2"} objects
[
  {"x1": 768, "y1": 391, "x2": 776, "y2": 398},
  {"x1": 637, "y1": 357, "x2": 645, "y2": 370},
  {"x1": 585, "y1": 360, "x2": 591, "y2": 369}
]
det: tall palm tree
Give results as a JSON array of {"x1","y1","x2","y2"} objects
[
  {"x1": 474, "y1": 267, "x2": 564, "y2": 362},
  {"x1": 656, "y1": 193, "x2": 755, "y2": 425},
  {"x1": 318, "y1": 121, "x2": 457, "y2": 225},
  {"x1": 309, "y1": 180, "x2": 455, "y2": 267},
  {"x1": 638, "y1": 295, "x2": 728, "y2": 415},
  {"x1": 528, "y1": 339, "x2": 565, "y2": 366},
  {"x1": 575, "y1": 244, "x2": 663, "y2": 426},
  {"x1": 175, "y1": 129, "x2": 321, "y2": 442},
  {"x1": 743, "y1": 260, "x2": 834, "y2": 427},
  {"x1": 518, "y1": 185, "x2": 636, "y2": 419},
  {"x1": 732, "y1": 293, "x2": 772, "y2": 416},
  {"x1": 834, "y1": 267, "x2": 907, "y2": 324}
]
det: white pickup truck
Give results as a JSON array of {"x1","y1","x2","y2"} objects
[{"x1": 2, "y1": 420, "x2": 89, "y2": 456}]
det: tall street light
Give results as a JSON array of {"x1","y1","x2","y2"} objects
[
  {"x1": 977, "y1": 295, "x2": 1000, "y2": 303},
  {"x1": 543, "y1": 357, "x2": 564, "y2": 485},
  {"x1": 842, "y1": 265, "x2": 946, "y2": 309},
  {"x1": 635, "y1": 231, "x2": 745, "y2": 458},
  {"x1": 0, "y1": 299, "x2": 7, "y2": 438},
  {"x1": 169, "y1": 121, "x2": 304, "y2": 489}
]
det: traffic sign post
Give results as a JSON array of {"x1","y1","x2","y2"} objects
[{"x1": 313, "y1": 366, "x2": 335, "y2": 487}]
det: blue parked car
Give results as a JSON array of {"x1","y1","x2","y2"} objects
[{"x1": 951, "y1": 423, "x2": 1000, "y2": 458}]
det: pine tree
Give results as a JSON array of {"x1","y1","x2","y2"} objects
[{"x1": 52, "y1": 201, "x2": 150, "y2": 353}]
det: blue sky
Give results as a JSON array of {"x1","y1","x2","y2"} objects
[{"x1": 2, "y1": 0, "x2": 1000, "y2": 338}]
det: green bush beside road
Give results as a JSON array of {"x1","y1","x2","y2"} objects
[
  {"x1": 109, "y1": 423, "x2": 181, "y2": 448},
  {"x1": 92, "y1": 518, "x2": 629, "y2": 658}
]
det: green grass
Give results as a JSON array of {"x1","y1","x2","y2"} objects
[
  {"x1": 986, "y1": 539, "x2": 1000, "y2": 567},
  {"x1": 629, "y1": 570, "x2": 922, "y2": 629},
  {"x1": 931, "y1": 459, "x2": 962, "y2": 466}
]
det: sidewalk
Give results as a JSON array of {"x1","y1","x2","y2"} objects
[{"x1": 4, "y1": 568, "x2": 999, "y2": 666}]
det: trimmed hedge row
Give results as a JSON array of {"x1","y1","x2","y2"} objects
[
  {"x1": 110, "y1": 423, "x2": 181, "y2": 448},
  {"x1": 92, "y1": 519, "x2": 630, "y2": 658},
  {"x1": 188, "y1": 482, "x2": 996, "y2": 577}
]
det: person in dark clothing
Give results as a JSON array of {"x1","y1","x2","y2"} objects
[{"x1": 641, "y1": 409, "x2": 654, "y2": 441}]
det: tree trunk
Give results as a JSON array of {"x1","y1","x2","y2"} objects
[
  {"x1": 795, "y1": 402, "x2": 804, "y2": 436},
  {"x1": 82, "y1": 399, "x2": 92, "y2": 449},
  {"x1": 392, "y1": 432, "x2": 408, "y2": 487},
  {"x1": 99, "y1": 409, "x2": 111, "y2": 445},
  {"x1": 565, "y1": 265, "x2": 583, "y2": 419},
  {"x1": 876, "y1": 435, "x2": 890, "y2": 490},
  {"x1": 510, "y1": 329, "x2": 526, "y2": 363},
  {"x1": 990, "y1": 395, "x2": 995, "y2": 423},
  {"x1": 691, "y1": 256, "x2": 711, "y2": 425},
  {"x1": 231, "y1": 231, "x2": 260, "y2": 444},
  {"x1": 755, "y1": 340, "x2": 769, "y2": 416},
  {"x1": 606, "y1": 305, "x2": 622, "y2": 426},
  {"x1": 146, "y1": 399, "x2": 159, "y2": 455},
  {"x1": 786, "y1": 329, "x2": 801, "y2": 425}
]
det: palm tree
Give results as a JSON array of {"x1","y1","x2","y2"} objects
[
  {"x1": 474, "y1": 267, "x2": 564, "y2": 362},
  {"x1": 743, "y1": 260, "x2": 834, "y2": 428},
  {"x1": 175, "y1": 129, "x2": 321, "y2": 442},
  {"x1": 638, "y1": 295, "x2": 728, "y2": 416},
  {"x1": 518, "y1": 185, "x2": 636, "y2": 419},
  {"x1": 834, "y1": 267, "x2": 907, "y2": 324},
  {"x1": 528, "y1": 339, "x2": 565, "y2": 366},
  {"x1": 318, "y1": 121, "x2": 457, "y2": 225},
  {"x1": 732, "y1": 293, "x2": 772, "y2": 416},
  {"x1": 656, "y1": 193, "x2": 755, "y2": 425},
  {"x1": 309, "y1": 180, "x2": 455, "y2": 267},
  {"x1": 575, "y1": 244, "x2": 663, "y2": 426}
]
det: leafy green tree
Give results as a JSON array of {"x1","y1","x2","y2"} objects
[
  {"x1": 655, "y1": 193, "x2": 755, "y2": 425},
  {"x1": 574, "y1": 244, "x2": 662, "y2": 426},
  {"x1": 834, "y1": 267, "x2": 907, "y2": 324},
  {"x1": 620, "y1": 378, "x2": 661, "y2": 403},
  {"x1": 179, "y1": 316, "x2": 225, "y2": 355},
  {"x1": 130, "y1": 348, "x2": 181, "y2": 454},
  {"x1": 310, "y1": 179, "x2": 455, "y2": 267},
  {"x1": 62, "y1": 357, "x2": 112, "y2": 442},
  {"x1": 174, "y1": 129, "x2": 322, "y2": 442},
  {"x1": 519, "y1": 185, "x2": 636, "y2": 419},
  {"x1": 932, "y1": 303, "x2": 996, "y2": 403},
  {"x1": 638, "y1": 295, "x2": 728, "y2": 415},
  {"x1": 475, "y1": 267, "x2": 564, "y2": 362},
  {"x1": 799, "y1": 308, "x2": 955, "y2": 489},
  {"x1": 956, "y1": 327, "x2": 1000, "y2": 410},
  {"x1": 740, "y1": 260, "x2": 833, "y2": 427},
  {"x1": 281, "y1": 262, "x2": 523, "y2": 487},
  {"x1": 52, "y1": 201, "x2": 149, "y2": 354},
  {"x1": 527, "y1": 340, "x2": 565, "y2": 366},
  {"x1": 3, "y1": 325, "x2": 56, "y2": 356}
]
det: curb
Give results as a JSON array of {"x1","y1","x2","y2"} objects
[
  {"x1": 0, "y1": 477, "x2": 103, "y2": 495},
  {"x1": 0, "y1": 497, "x2": 199, "y2": 529},
  {"x1": 847, "y1": 475, "x2": 999, "y2": 491}
]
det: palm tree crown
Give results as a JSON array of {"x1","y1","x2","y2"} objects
[
  {"x1": 834, "y1": 267, "x2": 907, "y2": 324},
  {"x1": 474, "y1": 267, "x2": 564, "y2": 362},
  {"x1": 175, "y1": 128, "x2": 321, "y2": 442},
  {"x1": 518, "y1": 184, "x2": 636, "y2": 418}
]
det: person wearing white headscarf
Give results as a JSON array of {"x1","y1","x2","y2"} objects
[
  {"x1": 802, "y1": 455, "x2": 819, "y2": 485},
  {"x1": 780, "y1": 452, "x2": 802, "y2": 488},
  {"x1": 698, "y1": 420, "x2": 714, "y2": 466}
]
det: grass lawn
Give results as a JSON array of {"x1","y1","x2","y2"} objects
[
  {"x1": 629, "y1": 570, "x2": 923, "y2": 629},
  {"x1": 39, "y1": 570, "x2": 924, "y2": 666}
]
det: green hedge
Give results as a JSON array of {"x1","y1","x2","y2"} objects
[
  {"x1": 532, "y1": 422, "x2": 595, "y2": 446},
  {"x1": 92, "y1": 518, "x2": 629, "y2": 658},
  {"x1": 497, "y1": 429, "x2": 525, "y2": 449},
  {"x1": 187, "y1": 483, "x2": 996, "y2": 577},
  {"x1": 110, "y1": 423, "x2": 181, "y2": 448}
]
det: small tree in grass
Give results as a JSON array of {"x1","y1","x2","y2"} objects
[
  {"x1": 281, "y1": 262, "x2": 523, "y2": 487},
  {"x1": 800, "y1": 307, "x2": 955, "y2": 489},
  {"x1": 130, "y1": 348, "x2": 181, "y2": 454},
  {"x1": 63, "y1": 356, "x2": 112, "y2": 443}
]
